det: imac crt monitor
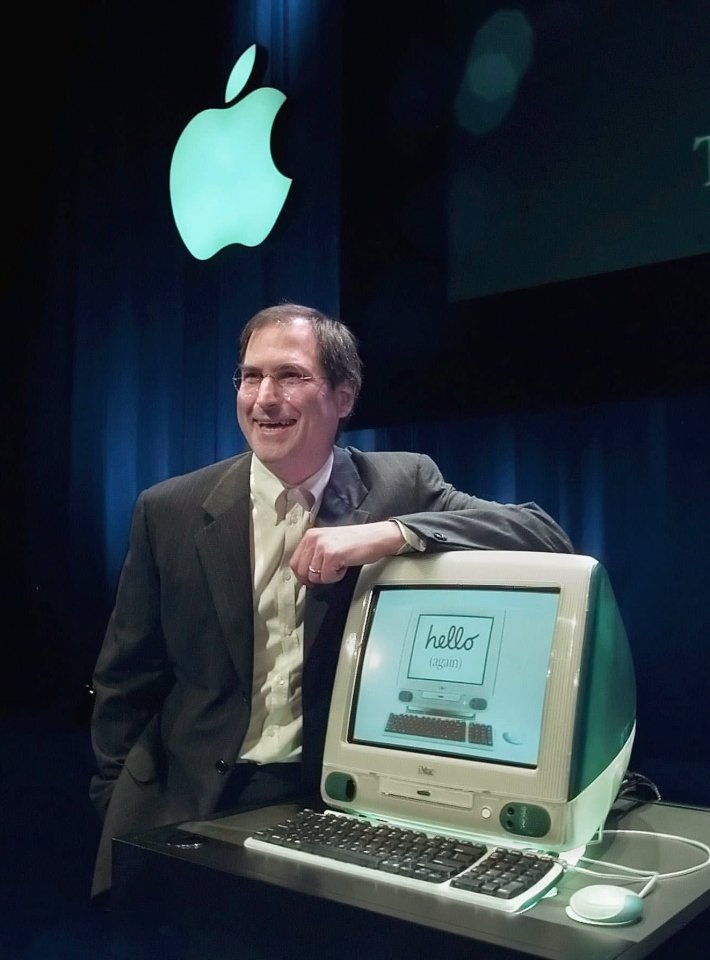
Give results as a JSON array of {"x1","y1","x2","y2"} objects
[{"x1": 321, "y1": 551, "x2": 636, "y2": 853}]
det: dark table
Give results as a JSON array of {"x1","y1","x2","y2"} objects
[{"x1": 112, "y1": 800, "x2": 710, "y2": 960}]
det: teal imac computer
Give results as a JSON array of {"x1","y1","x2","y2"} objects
[{"x1": 320, "y1": 551, "x2": 636, "y2": 854}]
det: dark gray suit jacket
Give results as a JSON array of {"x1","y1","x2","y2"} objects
[{"x1": 89, "y1": 446, "x2": 573, "y2": 896}]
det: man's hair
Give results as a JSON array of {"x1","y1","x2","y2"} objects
[{"x1": 239, "y1": 303, "x2": 363, "y2": 417}]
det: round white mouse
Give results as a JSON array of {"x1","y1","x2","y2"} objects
[{"x1": 566, "y1": 884, "x2": 644, "y2": 926}]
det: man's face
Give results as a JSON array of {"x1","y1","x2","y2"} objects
[{"x1": 236, "y1": 318, "x2": 355, "y2": 485}]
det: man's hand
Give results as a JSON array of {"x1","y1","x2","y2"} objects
[{"x1": 291, "y1": 521, "x2": 406, "y2": 585}]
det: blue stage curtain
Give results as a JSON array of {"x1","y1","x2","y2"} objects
[{"x1": 25, "y1": 0, "x2": 343, "y2": 691}]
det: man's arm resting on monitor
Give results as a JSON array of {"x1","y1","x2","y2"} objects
[
  {"x1": 291, "y1": 520, "x2": 408, "y2": 584},
  {"x1": 291, "y1": 505, "x2": 572, "y2": 585}
]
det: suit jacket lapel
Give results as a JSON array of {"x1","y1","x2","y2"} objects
[
  {"x1": 194, "y1": 447, "x2": 371, "y2": 687},
  {"x1": 196, "y1": 453, "x2": 255, "y2": 688},
  {"x1": 316, "y1": 445, "x2": 370, "y2": 526}
]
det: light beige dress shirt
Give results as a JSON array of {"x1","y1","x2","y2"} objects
[{"x1": 239, "y1": 453, "x2": 333, "y2": 763}]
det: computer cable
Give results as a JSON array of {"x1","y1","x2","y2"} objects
[{"x1": 571, "y1": 829, "x2": 710, "y2": 894}]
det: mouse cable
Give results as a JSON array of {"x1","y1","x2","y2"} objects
[{"x1": 569, "y1": 829, "x2": 710, "y2": 898}]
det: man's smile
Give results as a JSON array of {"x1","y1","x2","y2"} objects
[{"x1": 255, "y1": 418, "x2": 297, "y2": 431}]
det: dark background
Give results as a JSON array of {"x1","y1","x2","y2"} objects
[
  {"x1": 340, "y1": 1, "x2": 710, "y2": 425},
  {"x1": 1, "y1": 2, "x2": 709, "y2": 956}
]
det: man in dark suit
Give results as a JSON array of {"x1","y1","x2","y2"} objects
[{"x1": 89, "y1": 303, "x2": 573, "y2": 899}]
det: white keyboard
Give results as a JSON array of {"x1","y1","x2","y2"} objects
[{"x1": 244, "y1": 808, "x2": 564, "y2": 914}]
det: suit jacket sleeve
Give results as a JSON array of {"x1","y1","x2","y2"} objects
[
  {"x1": 89, "y1": 490, "x2": 174, "y2": 819},
  {"x1": 390, "y1": 454, "x2": 574, "y2": 553}
]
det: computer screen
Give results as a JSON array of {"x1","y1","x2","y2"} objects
[
  {"x1": 321, "y1": 551, "x2": 636, "y2": 853},
  {"x1": 351, "y1": 584, "x2": 558, "y2": 769}
]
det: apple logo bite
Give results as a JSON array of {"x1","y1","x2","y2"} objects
[{"x1": 169, "y1": 44, "x2": 292, "y2": 259}]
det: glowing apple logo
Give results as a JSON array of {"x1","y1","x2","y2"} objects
[{"x1": 169, "y1": 45, "x2": 292, "y2": 259}]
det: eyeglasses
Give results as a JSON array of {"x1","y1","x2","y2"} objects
[{"x1": 232, "y1": 368, "x2": 329, "y2": 398}]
